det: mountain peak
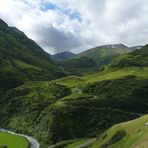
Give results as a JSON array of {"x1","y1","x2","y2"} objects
[
  {"x1": 52, "y1": 51, "x2": 75, "y2": 60},
  {"x1": 100, "y1": 43, "x2": 128, "y2": 49}
]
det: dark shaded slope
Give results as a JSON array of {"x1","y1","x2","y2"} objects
[
  {"x1": 0, "y1": 19, "x2": 66, "y2": 93},
  {"x1": 59, "y1": 56, "x2": 98, "y2": 75}
]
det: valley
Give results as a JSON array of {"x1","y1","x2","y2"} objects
[{"x1": 0, "y1": 18, "x2": 148, "y2": 148}]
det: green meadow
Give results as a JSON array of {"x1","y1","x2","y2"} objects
[{"x1": 0, "y1": 132, "x2": 29, "y2": 148}]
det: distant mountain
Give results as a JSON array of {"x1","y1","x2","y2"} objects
[
  {"x1": 0, "y1": 18, "x2": 66, "y2": 93},
  {"x1": 51, "y1": 51, "x2": 75, "y2": 61},
  {"x1": 59, "y1": 44, "x2": 139, "y2": 75},
  {"x1": 95, "y1": 43, "x2": 128, "y2": 49},
  {"x1": 130, "y1": 45, "x2": 143, "y2": 50},
  {"x1": 75, "y1": 44, "x2": 136, "y2": 66}
]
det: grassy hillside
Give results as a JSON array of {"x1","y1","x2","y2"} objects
[
  {"x1": 0, "y1": 132, "x2": 28, "y2": 148},
  {"x1": 0, "y1": 18, "x2": 66, "y2": 93},
  {"x1": 89, "y1": 115, "x2": 148, "y2": 148}
]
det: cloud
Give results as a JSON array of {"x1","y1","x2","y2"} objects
[
  {"x1": 0, "y1": 0, "x2": 148, "y2": 54},
  {"x1": 34, "y1": 25, "x2": 84, "y2": 53}
]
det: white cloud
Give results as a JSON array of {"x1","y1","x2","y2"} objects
[{"x1": 0, "y1": 0, "x2": 148, "y2": 54}]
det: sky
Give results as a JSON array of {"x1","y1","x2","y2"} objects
[{"x1": 0, "y1": 0, "x2": 148, "y2": 54}]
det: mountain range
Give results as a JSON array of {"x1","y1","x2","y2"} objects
[{"x1": 53, "y1": 44, "x2": 142, "y2": 75}]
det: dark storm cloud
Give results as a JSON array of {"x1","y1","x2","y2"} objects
[{"x1": 36, "y1": 26, "x2": 82, "y2": 53}]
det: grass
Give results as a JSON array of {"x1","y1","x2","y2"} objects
[
  {"x1": 49, "y1": 67, "x2": 148, "y2": 90},
  {"x1": 89, "y1": 115, "x2": 148, "y2": 148},
  {"x1": 84, "y1": 67, "x2": 148, "y2": 83},
  {"x1": 52, "y1": 76, "x2": 85, "y2": 88},
  {"x1": 0, "y1": 132, "x2": 29, "y2": 148}
]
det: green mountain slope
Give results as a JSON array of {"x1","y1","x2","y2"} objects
[
  {"x1": 0, "y1": 19, "x2": 66, "y2": 93},
  {"x1": 89, "y1": 115, "x2": 148, "y2": 148},
  {"x1": 60, "y1": 44, "x2": 139, "y2": 75},
  {"x1": 76, "y1": 44, "x2": 134, "y2": 65}
]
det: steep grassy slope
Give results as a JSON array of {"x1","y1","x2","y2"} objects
[
  {"x1": 89, "y1": 115, "x2": 148, "y2": 148},
  {"x1": 0, "y1": 18, "x2": 66, "y2": 93},
  {"x1": 0, "y1": 82, "x2": 72, "y2": 147}
]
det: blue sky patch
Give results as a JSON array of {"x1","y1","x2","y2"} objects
[
  {"x1": 41, "y1": 2, "x2": 81, "y2": 21},
  {"x1": 41, "y1": 2, "x2": 57, "y2": 11},
  {"x1": 60, "y1": 8, "x2": 82, "y2": 21}
]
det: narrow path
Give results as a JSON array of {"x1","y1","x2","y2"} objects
[
  {"x1": 0, "y1": 128, "x2": 39, "y2": 148},
  {"x1": 76, "y1": 138, "x2": 96, "y2": 148},
  {"x1": 133, "y1": 140, "x2": 148, "y2": 148}
]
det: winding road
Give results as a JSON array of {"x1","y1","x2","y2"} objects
[
  {"x1": 0, "y1": 128, "x2": 39, "y2": 148},
  {"x1": 76, "y1": 138, "x2": 96, "y2": 148}
]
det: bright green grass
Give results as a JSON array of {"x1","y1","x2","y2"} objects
[
  {"x1": 52, "y1": 76, "x2": 85, "y2": 88},
  {"x1": 84, "y1": 67, "x2": 148, "y2": 83},
  {"x1": 49, "y1": 67, "x2": 148, "y2": 90},
  {"x1": 0, "y1": 132, "x2": 29, "y2": 148},
  {"x1": 64, "y1": 138, "x2": 92, "y2": 148},
  {"x1": 89, "y1": 115, "x2": 148, "y2": 148}
]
